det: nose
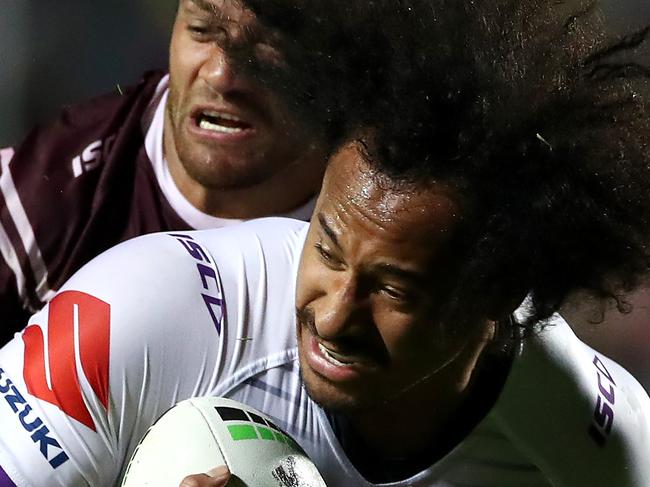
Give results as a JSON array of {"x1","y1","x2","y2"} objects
[
  {"x1": 199, "y1": 19, "x2": 261, "y2": 98},
  {"x1": 199, "y1": 46, "x2": 242, "y2": 95},
  {"x1": 314, "y1": 275, "x2": 369, "y2": 341}
]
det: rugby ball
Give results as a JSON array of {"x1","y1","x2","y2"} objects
[{"x1": 121, "y1": 397, "x2": 326, "y2": 487}]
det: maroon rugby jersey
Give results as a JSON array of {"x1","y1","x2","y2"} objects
[{"x1": 0, "y1": 71, "x2": 191, "y2": 343}]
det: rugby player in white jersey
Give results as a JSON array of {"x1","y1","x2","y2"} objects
[{"x1": 2, "y1": 1, "x2": 650, "y2": 486}]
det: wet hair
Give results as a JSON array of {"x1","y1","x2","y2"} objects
[{"x1": 247, "y1": 0, "x2": 650, "y2": 334}]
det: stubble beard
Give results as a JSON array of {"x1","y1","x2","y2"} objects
[
  {"x1": 295, "y1": 306, "x2": 386, "y2": 415},
  {"x1": 294, "y1": 306, "x2": 465, "y2": 417},
  {"x1": 165, "y1": 87, "x2": 282, "y2": 191}
]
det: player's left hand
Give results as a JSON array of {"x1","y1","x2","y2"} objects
[{"x1": 179, "y1": 466, "x2": 231, "y2": 486}]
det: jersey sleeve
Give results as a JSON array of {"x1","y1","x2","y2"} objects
[
  {"x1": 0, "y1": 230, "x2": 230, "y2": 486},
  {"x1": 0, "y1": 147, "x2": 35, "y2": 345},
  {"x1": 492, "y1": 315, "x2": 650, "y2": 486},
  {"x1": 0, "y1": 72, "x2": 165, "y2": 347},
  {"x1": 0, "y1": 218, "x2": 306, "y2": 487}
]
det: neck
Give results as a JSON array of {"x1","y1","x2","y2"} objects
[
  {"x1": 347, "y1": 321, "x2": 499, "y2": 461},
  {"x1": 168, "y1": 155, "x2": 324, "y2": 219},
  {"x1": 163, "y1": 121, "x2": 326, "y2": 220},
  {"x1": 348, "y1": 386, "x2": 470, "y2": 461}
]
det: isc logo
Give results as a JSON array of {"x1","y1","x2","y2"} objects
[
  {"x1": 588, "y1": 355, "x2": 616, "y2": 446},
  {"x1": 71, "y1": 135, "x2": 116, "y2": 178},
  {"x1": 169, "y1": 234, "x2": 223, "y2": 334}
]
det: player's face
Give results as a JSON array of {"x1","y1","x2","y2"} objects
[
  {"x1": 296, "y1": 142, "x2": 477, "y2": 413},
  {"x1": 166, "y1": 0, "x2": 321, "y2": 190}
]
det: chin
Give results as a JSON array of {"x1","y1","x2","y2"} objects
[
  {"x1": 299, "y1": 361, "x2": 380, "y2": 414},
  {"x1": 176, "y1": 141, "x2": 275, "y2": 190}
]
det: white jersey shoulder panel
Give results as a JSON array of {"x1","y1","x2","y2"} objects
[
  {"x1": 491, "y1": 314, "x2": 650, "y2": 486},
  {"x1": 0, "y1": 217, "x2": 307, "y2": 486}
]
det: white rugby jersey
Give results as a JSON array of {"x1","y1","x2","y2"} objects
[{"x1": 0, "y1": 218, "x2": 648, "y2": 486}]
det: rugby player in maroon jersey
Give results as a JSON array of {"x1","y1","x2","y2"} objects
[{"x1": 0, "y1": 0, "x2": 329, "y2": 344}]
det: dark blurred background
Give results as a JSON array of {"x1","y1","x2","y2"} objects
[
  {"x1": 0, "y1": 0, "x2": 176, "y2": 147},
  {"x1": 0, "y1": 1, "x2": 649, "y2": 390},
  {"x1": 1, "y1": 0, "x2": 649, "y2": 146}
]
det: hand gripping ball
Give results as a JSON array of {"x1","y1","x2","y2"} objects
[{"x1": 121, "y1": 397, "x2": 327, "y2": 486}]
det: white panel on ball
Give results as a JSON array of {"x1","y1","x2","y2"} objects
[{"x1": 121, "y1": 397, "x2": 326, "y2": 487}]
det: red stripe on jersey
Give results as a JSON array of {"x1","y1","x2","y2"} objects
[
  {"x1": 22, "y1": 326, "x2": 56, "y2": 404},
  {"x1": 22, "y1": 291, "x2": 110, "y2": 431},
  {"x1": 77, "y1": 292, "x2": 110, "y2": 410}
]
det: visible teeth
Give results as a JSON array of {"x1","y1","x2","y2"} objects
[
  {"x1": 318, "y1": 343, "x2": 352, "y2": 367},
  {"x1": 199, "y1": 118, "x2": 244, "y2": 134},
  {"x1": 202, "y1": 111, "x2": 243, "y2": 122}
]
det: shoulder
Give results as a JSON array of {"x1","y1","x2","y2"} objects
[
  {"x1": 192, "y1": 217, "x2": 309, "y2": 264},
  {"x1": 0, "y1": 219, "x2": 308, "y2": 486},
  {"x1": 0, "y1": 72, "x2": 169, "y2": 305},
  {"x1": 492, "y1": 314, "x2": 650, "y2": 485},
  {"x1": 18, "y1": 218, "x2": 307, "y2": 418},
  {"x1": 63, "y1": 217, "x2": 307, "y2": 290},
  {"x1": 59, "y1": 218, "x2": 308, "y2": 337},
  {"x1": 9, "y1": 71, "x2": 165, "y2": 176},
  {"x1": 44, "y1": 70, "x2": 165, "y2": 135}
]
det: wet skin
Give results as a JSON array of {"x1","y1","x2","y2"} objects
[
  {"x1": 165, "y1": 0, "x2": 326, "y2": 218},
  {"x1": 295, "y1": 141, "x2": 497, "y2": 458}
]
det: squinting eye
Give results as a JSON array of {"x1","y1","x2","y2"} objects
[
  {"x1": 188, "y1": 24, "x2": 209, "y2": 36},
  {"x1": 314, "y1": 242, "x2": 344, "y2": 270},
  {"x1": 380, "y1": 285, "x2": 409, "y2": 302},
  {"x1": 187, "y1": 24, "x2": 229, "y2": 45},
  {"x1": 314, "y1": 243, "x2": 334, "y2": 262}
]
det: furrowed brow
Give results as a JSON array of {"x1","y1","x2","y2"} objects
[
  {"x1": 189, "y1": 0, "x2": 220, "y2": 16},
  {"x1": 317, "y1": 213, "x2": 342, "y2": 250}
]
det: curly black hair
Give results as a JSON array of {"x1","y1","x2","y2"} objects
[{"x1": 247, "y1": 0, "x2": 650, "y2": 334}]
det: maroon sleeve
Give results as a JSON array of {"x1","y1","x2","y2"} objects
[
  {"x1": 0, "y1": 147, "x2": 34, "y2": 344},
  {"x1": 0, "y1": 71, "x2": 170, "y2": 345}
]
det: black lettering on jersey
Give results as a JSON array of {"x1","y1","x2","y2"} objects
[{"x1": 0, "y1": 368, "x2": 70, "y2": 469}]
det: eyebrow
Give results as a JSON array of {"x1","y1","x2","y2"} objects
[
  {"x1": 317, "y1": 213, "x2": 428, "y2": 286},
  {"x1": 189, "y1": 0, "x2": 220, "y2": 16},
  {"x1": 317, "y1": 213, "x2": 342, "y2": 250}
]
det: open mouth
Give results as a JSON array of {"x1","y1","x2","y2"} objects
[
  {"x1": 318, "y1": 342, "x2": 355, "y2": 367},
  {"x1": 195, "y1": 110, "x2": 253, "y2": 134},
  {"x1": 304, "y1": 334, "x2": 384, "y2": 384}
]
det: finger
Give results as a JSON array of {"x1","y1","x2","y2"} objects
[
  {"x1": 207, "y1": 466, "x2": 231, "y2": 481},
  {"x1": 179, "y1": 466, "x2": 231, "y2": 487}
]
